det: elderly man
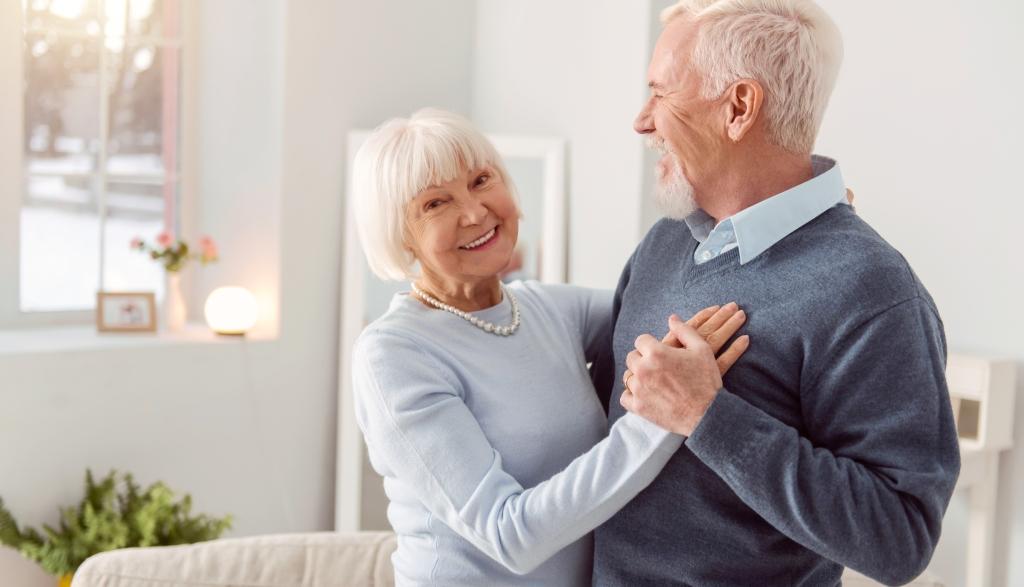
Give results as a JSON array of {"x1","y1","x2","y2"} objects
[{"x1": 591, "y1": 1, "x2": 961, "y2": 585}]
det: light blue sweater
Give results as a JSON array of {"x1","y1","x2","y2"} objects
[{"x1": 352, "y1": 281, "x2": 682, "y2": 586}]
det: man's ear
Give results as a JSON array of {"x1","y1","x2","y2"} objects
[{"x1": 724, "y1": 79, "x2": 764, "y2": 143}]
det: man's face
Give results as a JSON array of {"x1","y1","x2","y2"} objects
[{"x1": 636, "y1": 17, "x2": 727, "y2": 216}]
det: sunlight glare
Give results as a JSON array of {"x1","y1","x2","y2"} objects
[
  {"x1": 130, "y1": 0, "x2": 155, "y2": 21},
  {"x1": 105, "y1": 35, "x2": 124, "y2": 53},
  {"x1": 48, "y1": 0, "x2": 87, "y2": 20},
  {"x1": 31, "y1": 39, "x2": 49, "y2": 58},
  {"x1": 104, "y1": 0, "x2": 126, "y2": 35},
  {"x1": 133, "y1": 46, "x2": 154, "y2": 71}
]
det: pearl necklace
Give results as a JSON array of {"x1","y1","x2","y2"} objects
[{"x1": 410, "y1": 282, "x2": 521, "y2": 337}]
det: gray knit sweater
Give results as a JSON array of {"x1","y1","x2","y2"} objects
[{"x1": 591, "y1": 203, "x2": 961, "y2": 586}]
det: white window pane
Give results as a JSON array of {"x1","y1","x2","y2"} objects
[
  {"x1": 24, "y1": 31, "x2": 101, "y2": 175},
  {"x1": 24, "y1": 0, "x2": 102, "y2": 34},
  {"x1": 19, "y1": 0, "x2": 182, "y2": 317},
  {"x1": 20, "y1": 179, "x2": 101, "y2": 312},
  {"x1": 103, "y1": 0, "x2": 178, "y2": 39},
  {"x1": 106, "y1": 43, "x2": 179, "y2": 176},
  {"x1": 24, "y1": 174, "x2": 94, "y2": 207},
  {"x1": 102, "y1": 180, "x2": 169, "y2": 300}
]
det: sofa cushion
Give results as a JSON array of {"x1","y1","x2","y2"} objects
[{"x1": 70, "y1": 532, "x2": 397, "y2": 587}]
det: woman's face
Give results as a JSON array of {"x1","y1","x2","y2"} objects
[{"x1": 404, "y1": 165, "x2": 519, "y2": 287}]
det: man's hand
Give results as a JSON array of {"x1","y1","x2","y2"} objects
[{"x1": 621, "y1": 311, "x2": 747, "y2": 436}]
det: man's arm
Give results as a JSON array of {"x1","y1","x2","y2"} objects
[{"x1": 623, "y1": 296, "x2": 960, "y2": 585}]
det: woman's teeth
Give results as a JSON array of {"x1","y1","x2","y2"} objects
[{"x1": 460, "y1": 228, "x2": 497, "y2": 250}]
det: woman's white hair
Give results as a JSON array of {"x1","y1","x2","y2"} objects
[
  {"x1": 351, "y1": 108, "x2": 516, "y2": 281},
  {"x1": 661, "y1": 0, "x2": 843, "y2": 154}
]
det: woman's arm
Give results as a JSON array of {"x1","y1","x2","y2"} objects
[
  {"x1": 539, "y1": 283, "x2": 614, "y2": 365},
  {"x1": 352, "y1": 328, "x2": 680, "y2": 575}
]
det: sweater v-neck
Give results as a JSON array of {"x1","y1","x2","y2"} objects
[{"x1": 679, "y1": 238, "x2": 768, "y2": 288}]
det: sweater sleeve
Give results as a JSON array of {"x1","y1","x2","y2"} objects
[
  {"x1": 685, "y1": 296, "x2": 960, "y2": 586},
  {"x1": 538, "y1": 283, "x2": 614, "y2": 364},
  {"x1": 352, "y1": 329, "x2": 682, "y2": 575}
]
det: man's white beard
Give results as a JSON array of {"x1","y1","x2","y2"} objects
[
  {"x1": 656, "y1": 159, "x2": 699, "y2": 220},
  {"x1": 648, "y1": 137, "x2": 698, "y2": 220}
]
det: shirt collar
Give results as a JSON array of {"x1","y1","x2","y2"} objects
[{"x1": 684, "y1": 155, "x2": 848, "y2": 264}]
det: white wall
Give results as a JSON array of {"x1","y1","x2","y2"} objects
[
  {"x1": 281, "y1": 0, "x2": 476, "y2": 534},
  {"x1": 814, "y1": 2, "x2": 1024, "y2": 586},
  {"x1": 471, "y1": 0, "x2": 655, "y2": 288},
  {"x1": 187, "y1": 0, "x2": 284, "y2": 334},
  {"x1": 0, "y1": 0, "x2": 475, "y2": 584}
]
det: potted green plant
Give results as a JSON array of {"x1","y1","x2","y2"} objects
[{"x1": 0, "y1": 469, "x2": 233, "y2": 586}]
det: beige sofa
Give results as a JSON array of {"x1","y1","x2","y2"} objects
[
  {"x1": 70, "y1": 532, "x2": 396, "y2": 587},
  {"x1": 69, "y1": 530, "x2": 945, "y2": 587}
]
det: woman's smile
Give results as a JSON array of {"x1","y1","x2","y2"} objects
[{"x1": 459, "y1": 226, "x2": 500, "y2": 251}]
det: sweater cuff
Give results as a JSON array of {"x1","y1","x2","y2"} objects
[
  {"x1": 685, "y1": 388, "x2": 760, "y2": 472},
  {"x1": 621, "y1": 412, "x2": 684, "y2": 455}
]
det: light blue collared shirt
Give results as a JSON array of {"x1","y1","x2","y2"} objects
[{"x1": 686, "y1": 156, "x2": 849, "y2": 265}]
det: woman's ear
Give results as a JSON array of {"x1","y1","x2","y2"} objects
[
  {"x1": 724, "y1": 79, "x2": 764, "y2": 143},
  {"x1": 401, "y1": 215, "x2": 418, "y2": 254}
]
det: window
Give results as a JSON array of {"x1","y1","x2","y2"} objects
[{"x1": 19, "y1": 0, "x2": 181, "y2": 313}]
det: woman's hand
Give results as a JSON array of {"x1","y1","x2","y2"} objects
[
  {"x1": 672, "y1": 303, "x2": 749, "y2": 375},
  {"x1": 621, "y1": 303, "x2": 748, "y2": 389},
  {"x1": 618, "y1": 305, "x2": 749, "y2": 436}
]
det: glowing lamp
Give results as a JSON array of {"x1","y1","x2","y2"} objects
[{"x1": 204, "y1": 287, "x2": 258, "y2": 335}]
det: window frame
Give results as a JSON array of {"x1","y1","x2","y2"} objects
[{"x1": 2, "y1": 0, "x2": 195, "y2": 329}]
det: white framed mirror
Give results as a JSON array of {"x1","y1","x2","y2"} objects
[{"x1": 334, "y1": 130, "x2": 568, "y2": 531}]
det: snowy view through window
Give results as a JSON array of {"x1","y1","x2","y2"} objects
[{"x1": 20, "y1": 0, "x2": 179, "y2": 311}]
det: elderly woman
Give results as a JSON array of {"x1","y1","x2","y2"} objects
[{"x1": 350, "y1": 108, "x2": 749, "y2": 587}]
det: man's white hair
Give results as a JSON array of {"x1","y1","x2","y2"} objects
[
  {"x1": 661, "y1": 0, "x2": 843, "y2": 153},
  {"x1": 352, "y1": 108, "x2": 516, "y2": 281}
]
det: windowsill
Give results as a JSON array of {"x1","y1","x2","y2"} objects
[{"x1": 0, "y1": 322, "x2": 278, "y2": 355}]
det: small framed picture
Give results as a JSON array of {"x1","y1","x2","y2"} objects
[{"x1": 96, "y1": 292, "x2": 157, "y2": 333}]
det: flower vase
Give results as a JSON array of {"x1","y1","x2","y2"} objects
[{"x1": 162, "y1": 272, "x2": 187, "y2": 332}]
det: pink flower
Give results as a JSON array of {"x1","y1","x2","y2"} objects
[
  {"x1": 199, "y1": 236, "x2": 219, "y2": 260},
  {"x1": 156, "y1": 231, "x2": 174, "y2": 248},
  {"x1": 130, "y1": 237, "x2": 144, "y2": 250}
]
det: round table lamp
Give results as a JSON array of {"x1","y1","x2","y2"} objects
[{"x1": 204, "y1": 286, "x2": 257, "y2": 335}]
